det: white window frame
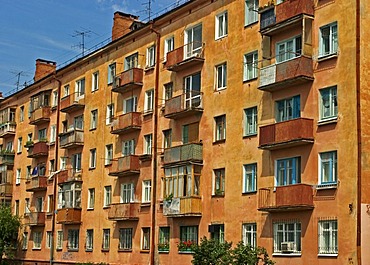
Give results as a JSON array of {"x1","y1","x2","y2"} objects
[
  {"x1": 141, "y1": 227, "x2": 150, "y2": 250},
  {"x1": 86, "y1": 229, "x2": 94, "y2": 251},
  {"x1": 244, "y1": 107, "x2": 257, "y2": 136},
  {"x1": 215, "y1": 115, "x2": 226, "y2": 141},
  {"x1": 75, "y1": 78, "x2": 85, "y2": 99},
  {"x1": 319, "y1": 22, "x2": 338, "y2": 58},
  {"x1": 102, "y1": 229, "x2": 110, "y2": 250},
  {"x1": 25, "y1": 198, "x2": 30, "y2": 214},
  {"x1": 142, "y1": 180, "x2": 151, "y2": 203},
  {"x1": 318, "y1": 219, "x2": 338, "y2": 255},
  {"x1": 22, "y1": 232, "x2": 28, "y2": 250},
  {"x1": 47, "y1": 194, "x2": 53, "y2": 213},
  {"x1": 106, "y1": 104, "x2": 114, "y2": 125},
  {"x1": 90, "y1": 109, "x2": 98, "y2": 129},
  {"x1": 92, "y1": 71, "x2": 99, "y2": 92},
  {"x1": 52, "y1": 90, "x2": 58, "y2": 107},
  {"x1": 87, "y1": 188, "x2": 95, "y2": 209},
  {"x1": 50, "y1": 125, "x2": 56, "y2": 143},
  {"x1": 33, "y1": 231, "x2": 42, "y2": 249},
  {"x1": 123, "y1": 96, "x2": 138, "y2": 114},
  {"x1": 20, "y1": 106, "x2": 24, "y2": 122},
  {"x1": 213, "y1": 168, "x2": 225, "y2": 196},
  {"x1": 56, "y1": 230, "x2": 63, "y2": 250},
  {"x1": 276, "y1": 35, "x2": 302, "y2": 63},
  {"x1": 243, "y1": 163, "x2": 257, "y2": 193},
  {"x1": 17, "y1": 137, "x2": 22, "y2": 153},
  {"x1": 89, "y1": 148, "x2": 96, "y2": 169},
  {"x1": 144, "y1": 89, "x2": 154, "y2": 113},
  {"x1": 16, "y1": 168, "x2": 21, "y2": 185},
  {"x1": 146, "y1": 45, "x2": 156, "y2": 68},
  {"x1": 60, "y1": 157, "x2": 67, "y2": 170},
  {"x1": 245, "y1": 0, "x2": 258, "y2": 25},
  {"x1": 319, "y1": 86, "x2": 337, "y2": 121},
  {"x1": 319, "y1": 151, "x2": 337, "y2": 185},
  {"x1": 164, "y1": 36, "x2": 174, "y2": 62},
  {"x1": 215, "y1": 11, "x2": 228, "y2": 40},
  {"x1": 185, "y1": 24, "x2": 203, "y2": 58},
  {"x1": 243, "y1": 51, "x2": 258, "y2": 81},
  {"x1": 120, "y1": 183, "x2": 134, "y2": 204},
  {"x1": 163, "y1": 129, "x2": 172, "y2": 149},
  {"x1": 46, "y1": 231, "x2": 52, "y2": 249},
  {"x1": 122, "y1": 139, "x2": 135, "y2": 156},
  {"x1": 108, "y1": 63, "x2": 116, "y2": 84},
  {"x1": 67, "y1": 229, "x2": 79, "y2": 251},
  {"x1": 104, "y1": 186, "x2": 112, "y2": 207},
  {"x1": 124, "y1": 53, "x2": 139, "y2": 70},
  {"x1": 119, "y1": 228, "x2": 133, "y2": 250},
  {"x1": 215, "y1": 63, "x2": 227, "y2": 90},
  {"x1": 273, "y1": 221, "x2": 301, "y2": 254},
  {"x1": 63, "y1": 85, "x2": 70, "y2": 97},
  {"x1": 144, "y1": 134, "x2": 152, "y2": 155},
  {"x1": 243, "y1": 223, "x2": 257, "y2": 248},
  {"x1": 105, "y1": 144, "x2": 113, "y2": 165}
]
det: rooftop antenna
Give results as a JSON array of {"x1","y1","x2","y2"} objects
[
  {"x1": 10, "y1": 70, "x2": 28, "y2": 92},
  {"x1": 72, "y1": 30, "x2": 92, "y2": 56},
  {"x1": 142, "y1": 0, "x2": 154, "y2": 21}
]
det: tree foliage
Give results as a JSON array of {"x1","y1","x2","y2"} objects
[
  {"x1": 191, "y1": 237, "x2": 275, "y2": 265},
  {"x1": 0, "y1": 205, "x2": 21, "y2": 263}
]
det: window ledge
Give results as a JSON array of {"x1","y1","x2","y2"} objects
[
  {"x1": 215, "y1": 35, "x2": 228, "y2": 41},
  {"x1": 47, "y1": 141, "x2": 56, "y2": 146},
  {"x1": 318, "y1": 118, "x2": 337, "y2": 126},
  {"x1": 243, "y1": 77, "x2": 258, "y2": 83},
  {"x1": 89, "y1": 128, "x2": 97, "y2": 132},
  {"x1": 243, "y1": 133, "x2": 257, "y2": 139},
  {"x1": 143, "y1": 110, "x2": 153, "y2": 116},
  {"x1": 242, "y1": 191, "x2": 257, "y2": 195},
  {"x1": 272, "y1": 253, "x2": 301, "y2": 257},
  {"x1": 212, "y1": 194, "x2": 225, "y2": 198},
  {"x1": 87, "y1": 208, "x2": 94, "y2": 211},
  {"x1": 318, "y1": 53, "x2": 338, "y2": 62},
  {"x1": 88, "y1": 167, "x2": 96, "y2": 171},
  {"x1": 67, "y1": 249, "x2": 79, "y2": 252},
  {"x1": 32, "y1": 248, "x2": 41, "y2": 251},
  {"x1": 178, "y1": 250, "x2": 194, "y2": 254},
  {"x1": 244, "y1": 21, "x2": 258, "y2": 28},
  {"x1": 158, "y1": 250, "x2": 170, "y2": 254},
  {"x1": 140, "y1": 250, "x2": 150, "y2": 253},
  {"x1": 51, "y1": 105, "x2": 58, "y2": 111},
  {"x1": 85, "y1": 249, "x2": 93, "y2": 252},
  {"x1": 103, "y1": 206, "x2": 111, "y2": 209},
  {"x1": 141, "y1": 202, "x2": 151, "y2": 207},
  {"x1": 118, "y1": 249, "x2": 132, "y2": 252},
  {"x1": 101, "y1": 249, "x2": 110, "y2": 252},
  {"x1": 215, "y1": 87, "x2": 227, "y2": 92},
  {"x1": 144, "y1": 66, "x2": 155, "y2": 72},
  {"x1": 213, "y1": 139, "x2": 226, "y2": 145},
  {"x1": 318, "y1": 253, "x2": 338, "y2": 257},
  {"x1": 316, "y1": 183, "x2": 338, "y2": 190},
  {"x1": 104, "y1": 163, "x2": 112, "y2": 167}
]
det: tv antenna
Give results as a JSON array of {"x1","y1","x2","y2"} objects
[
  {"x1": 72, "y1": 29, "x2": 92, "y2": 56},
  {"x1": 10, "y1": 70, "x2": 29, "y2": 91},
  {"x1": 142, "y1": 0, "x2": 154, "y2": 21}
]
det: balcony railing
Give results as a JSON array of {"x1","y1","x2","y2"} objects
[
  {"x1": 110, "y1": 112, "x2": 142, "y2": 135},
  {"x1": 0, "y1": 183, "x2": 12, "y2": 196},
  {"x1": 0, "y1": 122, "x2": 16, "y2": 138},
  {"x1": 259, "y1": 56, "x2": 314, "y2": 91},
  {"x1": 59, "y1": 129, "x2": 84, "y2": 149},
  {"x1": 25, "y1": 176, "x2": 48, "y2": 192},
  {"x1": 163, "y1": 143, "x2": 203, "y2": 165},
  {"x1": 107, "y1": 203, "x2": 140, "y2": 221},
  {"x1": 164, "y1": 91, "x2": 203, "y2": 119},
  {"x1": 60, "y1": 93, "x2": 85, "y2": 113},
  {"x1": 259, "y1": 118, "x2": 314, "y2": 150},
  {"x1": 165, "y1": 42, "x2": 205, "y2": 72},
  {"x1": 27, "y1": 141, "x2": 48, "y2": 158},
  {"x1": 112, "y1": 68, "x2": 144, "y2": 93},
  {"x1": 56, "y1": 208, "x2": 82, "y2": 224},
  {"x1": 24, "y1": 212, "x2": 46, "y2": 226},
  {"x1": 260, "y1": 0, "x2": 314, "y2": 34},
  {"x1": 108, "y1": 155, "x2": 140, "y2": 177},
  {"x1": 0, "y1": 153, "x2": 14, "y2": 166},
  {"x1": 56, "y1": 169, "x2": 83, "y2": 185},
  {"x1": 163, "y1": 196, "x2": 202, "y2": 217},
  {"x1": 258, "y1": 184, "x2": 314, "y2": 212},
  {"x1": 29, "y1": 106, "x2": 51, "y2": 125}
]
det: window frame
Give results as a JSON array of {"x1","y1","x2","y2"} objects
[
  {"x1": 243, "y1": 51, "x2": 258, "y2": 81},
  {"x1": 245, "y1": 0, "x2": 259, "y2": 26},
  {"x1": 215, "y1": 62, "x2": 227, "y2": 91},
  {"x1": 275, "y1": 95, "x2": 300, "y2": 122},
  {"x1": 142, "y1": 180, "x2": 151, "y2": 203},
  {"x1": 273, "y1": 221, "x2": 301, "y2": 254},
  {"x1": 90, "y1": 109, "x2": 98, "y2": 130},
  {"x1": 120, "y1": 183, "x2": 134, "y2": 204},
  {"x1": 164, "y1": 36, "x2": 174, "y2": 62},
  {"x1": 102, "y1": 229, "x2": 110, "y2": 250},
  {"x1": 92, "y1": 71, "x2": 99, "y2": 92},
  {"x1": 141, "y1": 227, "x2": 150, "y2": 250},
  {"x1": 243, "y1": 163, "x2": 257, "y2": 193},
  {"x1": 275, "y1": 157, "x2": 301, "y2": 186},
  {"x1": 146, "y1": 45, "x2": 156, "y2": 68},
  {"x1": 108, "y1": 63, "x2": 116, "y2": 85},
  {"x1": 244, "y1": 106, "x2": 257, "y2": 136},
  {"x1": 104, "y1": 186, "x2": 112, "y2": 207},
  {"x1": 86, "y1": 229, "x2": 94, "y2": 251},
  {"x1": 159, "y1": 227, "x2": 170, "y2": 252},
  {"x1": 276, "y1": 35, "x2": 302, "y2": 63},
  {"x1": 87, "y1": 188, "x2": 95, "y2": 209},
  {"x1": 214, "y1": 115, "x2": 226, "y2": 142},
  {"x1": 215, "y1": 11, "x2": 228, "y2": 40},
  {"x1": 319, "y1": 22, "x2": 338, "y2": 58},
  {"x1": 144, "y1": 134, "x2": 153, "y2": 155},
  {"x1": 105, "y1": 144, "x2": 113, "y2": 165},
  {"x1": 213, "y1": 168, "x2": 225, "y2": 196},
  {"x1": 33, "y1": 231, "x2": 42, "y2": 249},
  {"x1": 318, "y1": 219, "x2": 338, "y2": 255},
  {"x1": 319, "y1": 86, "x2": 337, "y2": 121},
  {"x1": 67, "y1": 229, "x2": 79, "y2": 251},
  {"x1": 89, "y1": 148, "x2": 97, "y2": 169},
  {"x1": 243, "y1": 223, "x2": 257, "y2": 248},
  {"x1": 319, "y1": 151, "x2": 337, "y2": 185},
  {"x1": 106, "y1": 104, "x2": 114, "y2": 125},
  {"x1": 56, "y1": 230, "x2": 63, "y2": 250},
  {"x1": 144, "y1": 89, "x2": 154, "y2": 113},
  {"x1": 119, "y1": 228, "x2": 133, "y2": 250}
]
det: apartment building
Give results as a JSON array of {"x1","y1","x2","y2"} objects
[{"x1": 1, "y1": 0, "x2": 369, "y2": 264}]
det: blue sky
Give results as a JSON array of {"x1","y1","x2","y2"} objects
[{"x1": 0, "y1": 0, "x2": 177, "y2": 96}]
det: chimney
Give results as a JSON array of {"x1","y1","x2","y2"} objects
[
  {"x1": 112, "y1": 12, "x2": 139, "y2": 41},
  {"x1": 34, "y1": 59, "x2": 56, "y2": 82}
]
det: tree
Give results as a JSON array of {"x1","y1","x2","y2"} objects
[
  {"x1": 0, "y1": 205, "x2": 21, "y2": 263},
  {"x1": 232, "y1": 242, "x2": 275, "y2": 265}
]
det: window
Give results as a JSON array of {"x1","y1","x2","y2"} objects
[
  {"x1": 245, "y1": 0, "x2": 258, "y2": 25},
  {"x1": 215, "y1": 63, "x2": 227, "y2": 90},
  {"x1": 142, "y1": 180, "x2": 151, "y2": 203},
  {"x1": 180, "y1": 226, "x2": 198, "y2": 251},
  {"x1": 184, "y1": 72, "x2": 202, "y2": 109},
  {"x1": 119, "y1": 228, "x2": 133, "y2": 250},
  {"x1": 33, "y1": 231, "x2": 42, "y2": 249},
  {"x1": 35, "y1": 197, "x2": 43, "y2": 212},
  {"x1": 163, "y1": 129, "x2": 172, "y2": 149},
  {"x1": 102, "y1": 229, "x2": 110, "y2": 250},
  {"x1": 276, "y1": 157, "x2": 301, "y2": 186},
  {"x1": 319, "y1": 151, "x2": 337, "y2": 185},
  {"x1": 16, "y1": 169, "x2": 21, "y2": 185},
  {"x1": 142, "y1": 228, "x2": 150, "y2": 250},
  {"x1": 215, "y1": 11, "x2": 228, "y2": 39},
  {"x1": 90, "y1": 109, "x2": 98, "y2": 129},
  {"x1": 124, "y1": 53, "x2": 139, "y2": 70},
  {"x1": 276, "y1": 36, "x2": 302, "y2": 63},
  {"x1": 105, "y1": 144, "x2": 113, "y2": 165},
  {"x1": 243, "y1": 223, "x2": 257, "y2": 248},
  {"x1": 244, "y1": 51, "x2": 258, "y2": 81},
  {"x1": 106, "y1": 104, "x2": 114, "y2": 125},
  {"x1": 124, "y1": 96, "x2": 138, "y2": 113},
  {"x1": 56, "y1": 231, "x2": 63, "y2": 250},
  {"x1": 215, "y1": 115, "x2": 226, "y2": 141},
  {"x1": 17, "y1": 137, "x2": 22, "y2": 153},
  {"x1": 92, "y1": 71, "x2": 99, "y2": 92},
  {"x1": 74, "y1": 115, "x2": 84, "y2": 129},
  {"x1": 144, "y1": 89, "x2": 154, "y2": 113},
  {"x1": 89, "y1": 148, "x2": 96, "y2": 169},
  {"x1": 60, "y1": 157, "x2": 67, "y2": 170},
  {"x1": 209, "y1": 224, "x2": 224, "y2": 243},
  {"x1": 243, "y1": 163, "x2": 257, "y2": 193},
  {"x1": 104, "y1": 186, "x2": 112, "y2": 207},
  {"x1": 164, "y1": 36, "x2": 174, "y2": 62},
  {"x1": 319, "y1": 22, "x2": 338, "y2": 57},
  {"x1": 144, "y1": 134, "x2": 152, "y2": 155},
  {"x1": 25, "y1": 198, "x2": 30, "y2": 214},
  {"x1": 26, "y1": 165, "x2": 31, "y2": 180},
  {"x1": 164, "y1": 82, "x2": 173, "y2": 101},
  {"x1": 67, "y1": 229, "x2": 79, "y2": 251},
  {"x1": 76, "y1": 78, "x2": 85, "y2": 98},
  {"x1": 164, "y1": 165, "x2": 201, "y2": 198},
  {"x1": 38, "y1": 128, "x2": 47, "y2": 141},
  {"x1": 185, "y1": 24, "x2": 202, "y2": 58},
  {"x1": 20, "y1": 106, "x2": 24, "y2": 122},
  {"x1": 72, "y1": 153, "x2": 82, "y2": 172},
  {"x1": 108, "y1": 63, "x2": 116, "y2": 84},
  {"x1": 52, "y1": 90, "x2": 58, "y2": 107},
  {"x1": 88, "y1": 188, "x2": 95, "y2": 209},
  {"x1": 320, "y1": 86, "x2": 337, "y2": 121},
  {"x1": 273, "y1": 221, "x2": 301, "y2": 253},
  {"x1": 63, "y1": 84, "x2": 70, "y2": 97},
  {"x1": 159, "y1": 227, "x2": 170, "y2": 252},
  {"x1": 58, "y1": 183, "x2": 81, "y2": 209},
  {"x1": 122, "y1": 139, "x2": 135, "y2": 156},
  {"x1": 276, "y1": 95, "x2": 300, "y2": 122},
  {"x1": 318, "y1": 219, "x2": 338, "y2": 254},
  {"x1": 86, "y1": 229, "x2": 93, "y2": 251},
  {"x1": 50, "y1": 125, "x2": 56, "y2": 143},
  {"x1": 146, "y1": 45, "x2": 156, "y2": 68},
  {"x1": 22, "y1": 232, "x2": 28, "y2": 250},
  {"x1": 47, "y1": 195, "x2": 53, "y2": 213},
  {"x1": 213, "y1": 169, "x2": 225, "y2": 196},
  {"x1": 15, "y1": 200, "x2": 19, "y2": 216},
  {"x1": 244, "y1": 107, "x2": 257, "y2": 136},
  {"x1": 121, "y1": 183, "x2": 134, "y2": 203},
  {"x1": 46, "y1": 231, "x2": 52, "y2": 249}
]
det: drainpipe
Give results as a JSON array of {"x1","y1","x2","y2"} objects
[
  {"x1": 150, "y1": 22, "x2": 161, "y2": 265},
  {"x1": 355, "y1": 0, "x2": 362, "y2": 263},
  {"x1": 50, "y1": 75, "x2": 62, "y2": 265}
]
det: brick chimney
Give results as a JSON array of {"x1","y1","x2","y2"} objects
[
  {"x1": 112, "y1": 12, "x2": 139, "y2": 41},
  {"x1": 34, "y1": 59, "x2": 56, "y2": 82}
]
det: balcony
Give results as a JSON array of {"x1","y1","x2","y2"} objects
[
  {"x1": 27, "y1": 141, "x2": 48, "y2": 158},
  {"x1": 110, "y1": 112, "x2": 142, "y2": 135},
  {"x1": 25, "y1": 176, "x2": 48, "y2": 192},
  {"x1": 0, "y1": 122, "x2": 16, "y2": 138},
  {"x1": 108, "y1": 155, "x2": 140, "y2": 177},
  {"x1": 163, "y1": 196, "x2": 202, "y2": 217},
  {"x1": 258, "y1": 184, "x2": 314, "y2": 212},
  {"x1": 0, "y1": 153, "x2": 14, "y2": 166},
  {"x1": 107, "y1": 203, "x2": 140, "y2": 221},
  {"x1": 112, "y1": 68, "x2": 144, "y2": 93},
  {"x1": 60, "y1": 93, "x2": 85, "y2": 113},
  {"x1": 260, "y1": 0, "x2": 314, "y2": 35},
  {"x1": 0, "y1": 183, "x2": 12, "y2": 197},
  {"x1": 164, "y1": 91, "x2": 203, "y2": 119},
  {"x1": 165, "y1": 42, "x2": 205, "y2": 72},
  {"x1": 258, "y1": 56, "x2": 314, "y2": 92},
  {"x1": 24, "y1": 212, "x2": 46, "y2": 226},
  {"x1": 56, "y1": 208, "x2": 81, "y2": 224},
  {"x1": 59, "y1": 129, "x2": 84, "y2": 149},
  {"x1": 163, "y1": 143, "x2": 203, "y2": 165},
  {"x1": 29, "y1": 106, "x2": 51, "y2": 125},
  {"x1": 259, "y1": 118, "x2": 314, "y2": 150},
  {"x1": 56, "y1": 169, "x2": 82, "y2": 185}
]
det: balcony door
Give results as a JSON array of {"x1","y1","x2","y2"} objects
[
  {"x1": 185, "y1": 24, "x2": 202, "y2": 58},
  {"x1": 184, "y1": 73, "x2": 201, "y2": 109}
]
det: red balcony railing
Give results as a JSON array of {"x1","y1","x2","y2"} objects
[
  {"x1": 110, "y1": 112, "x2": 142, "y2": 135},
  {"x1": 24, "y1": 212, "x2": 46, "y2": 226},
  {"x1": 29, "y1": 106, "x2": 51, "y2": 125},
  {"x1": 56, "y1": 169, "x2": 82, "y2": 185},
  {"x1": 163, "y1": 143, "x2": 203, "y2": 165},
  {"x1": 25, "y1": 176, "x2": 48, "y2": 192},
  {"x1": 0, "y1": 122, "x2": 16, "y2": 138},
  {"x1": 27, "y1": 141, "x2": 48, "y2": 158},
  {"x1": 165, "y1": 42, "x2": 205, "y2": 72},
  {"x1": 259, "y1": 118, "x2": 314, "y2": 150},
  {"x1": 59, "y1": 129, "x2": 84, "y2": 149},
  {"x1": 164, "y1": 91, "x2": 203, "y2": 119},
  {"x1": 258, "y1": 184, "x2": 314, "y2": 212},
  {"x1": 60, "y1": 93, "x2": 85, "y2": 113},
  {"x1": 163, "y1": 196, "x2": 202, "y2": 217},
  {"x1": 56, "y1": 208, "x2": 81, "y2": 224},
  {"x1": 108, "y1": 155, "x2": 140, "y2": 177},
  {"x1": 112, "y1": 68, "x2": 143, "y2": 93},
  {"x1": 107, "y1": 203, "x2": 140, "y2": 221}
]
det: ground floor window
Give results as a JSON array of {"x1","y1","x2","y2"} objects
[
  {"x1": 67, "y1": 229, "x2": 79, "y2": 250},
  {"x1": 273, "y1": 221, "x2": 301, "y2": 253},
  {"x1": 318, "y1": 219, "x2": 338, "y2": 254},
  {"x1": 179, "y1": 226, "x2": 198, "y2": 252},
  {"x1": 119, "y1": 228, "x2": 133, "y2": 250},
  {"x1": 159, "y1": 227, "x2": 170, "y2": 252}
]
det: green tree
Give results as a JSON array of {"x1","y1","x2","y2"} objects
[
  {"x1": 191, "y1": 237, "x2": 233, "y2": 265},
  {"x1": 0, "y1": 205, "x2": 21, "y2": 263},
  {"x1": 232, "y1": 242, "x2": 275, "y2": 265}
]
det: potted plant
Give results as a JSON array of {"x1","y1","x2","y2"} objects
[
  {"x1": 25, "y1": 140, "x2": 34, "y2": 147},
  {"x1": 177, "y1": 240, "x2": 196, "y2": 252},
  {"x1": 158, "y1": 242, "x2": 170, "y2": 252}
]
